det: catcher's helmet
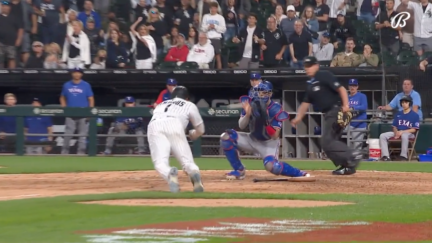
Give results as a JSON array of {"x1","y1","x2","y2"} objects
[
  {"x1": 399, "y1": 95, "x2": 413, "y2": 106},
  {"x1": 253, "y1": 82, "x2": 272, "y2": 102},
  {"x1": 170, "y1": 86, "x2": 189, "y2": 100}
]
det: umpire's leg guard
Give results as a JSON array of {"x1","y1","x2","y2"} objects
[
  {"x1": 220, "y1": 129, "x2": 245, "y2": 171},
  {"x1": 263, "y1": 155, "x2": 305, "y2": 177}
]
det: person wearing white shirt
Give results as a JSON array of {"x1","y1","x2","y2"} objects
[
  {"x1": 130, "y1": 17, "x2": 157, "y2": 69},
  {"x1": 187, "y1": 32, "x2": 215, "y2": 69},
  {"x1": 401, "y1": 0, "x2": 432, "y2": 55},
  {"x1": 313, "y1": 32, "x2": 334, "y2": 61},
  {"x1": 62, "y1": 20, "x2": 91, "y2": 69},
  {"x1": 201, "y1": 2, "x2": 226, "y2": 69}
]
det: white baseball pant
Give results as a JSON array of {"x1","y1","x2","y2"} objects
[
  {"x1": 147, "y1": 117, "x2": 200, "y2": 181},
  {"x1": 135, "y1": 58, "x2": 153, "y2": 69}
]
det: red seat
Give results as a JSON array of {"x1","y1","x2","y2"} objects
[
  {"x1": 388, "y1": 132, "x2": 418, "y2": 161},
  {"x1": 388, "y1": 137, "x2": 416, "y2": 142}
]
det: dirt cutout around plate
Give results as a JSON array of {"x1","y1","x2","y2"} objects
[{"x1": 81, "y1": 199, "x2": 353, "y2": 207}]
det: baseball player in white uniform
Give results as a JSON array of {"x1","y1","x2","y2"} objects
[{"x1": 148, "y1": 86, "x2": 205, "y2": 193}]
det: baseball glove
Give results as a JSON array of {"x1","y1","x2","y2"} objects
[
  {"x1": 251, "y1": 99, "x2": 269, "y2": 125},
  {"x1": 337, "y1": 109, "x2": 354, "y2": 128}
]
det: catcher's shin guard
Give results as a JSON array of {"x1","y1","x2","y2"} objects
[
  {"x1": 220, "y1": 129, "x2": 245, "y2": 171},
  {"x1": 263, "y1": 155, "x2": 305, "y2": 177}
]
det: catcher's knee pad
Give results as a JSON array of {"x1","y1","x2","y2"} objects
[
  {"x1": 263, "y1": 155, "x2": 283, "y2": 175},
  {"x1": 220, "y1": 129, "x2": 238, "y2": 150}
]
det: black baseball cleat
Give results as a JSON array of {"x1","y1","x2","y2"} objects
[{"x1": 332, "y1": 166, "x2": 357, "y2": 175}]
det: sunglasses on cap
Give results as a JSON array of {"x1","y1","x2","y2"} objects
[
  {"x1": 150, "y1": 10, "x2": 158, "y2": 14},
  {"x1": 1, "y1": 1, "x2": 10, "y2": 5}
]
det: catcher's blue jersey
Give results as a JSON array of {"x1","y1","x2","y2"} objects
[{"x1": 241, "y1": 100, "x2": 285, "y2": 141}]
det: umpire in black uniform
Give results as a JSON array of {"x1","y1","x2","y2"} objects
[{"x1": 290, "y1": 56, "x2": 362, "y2": 175}]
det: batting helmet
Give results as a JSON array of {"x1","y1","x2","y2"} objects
[
  {"x1": 170, "y1": 86, "x2": 189, "y2": 100},
  {"x1": 399, "y1": 95, "x2": 413, "y2": 107}
]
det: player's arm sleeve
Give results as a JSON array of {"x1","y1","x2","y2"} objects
[
  {"x1": 238, "y1": 114, "x2": 250, "y2": 130},
  {"x1": 412, "y1": 92, "x2": 421, "y2": 108},
  {"x1": 155, "y1": 90, "x2": 166, "y2": 105},
  {"x1": 86, "y1": 83, "x2": 94, "y2": 97},
  {"x1": 388, "y1": 95, "x2": 398, "y2": 109},
  {"x1": 303, "y1": 92, "x2": 312, "y2": 103},
  {"x1": 323, "y1": 72, "x2": 342, "y2": 92},
  {"x1": 392, "y1": 115, "x2": 398, "y2": 127},
  {"x1": 60, "y1": 84, "x2": 66, "y2": 96},
  {"x1": 412, "y1": 114, "x2": 420, "y2": 129},
  {"x1": 357, "y1": 94, "x2": 368, "y2": 111}
]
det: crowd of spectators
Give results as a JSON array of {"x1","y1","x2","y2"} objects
[{"x1": 0, "y1": 0, "x2": 430, "y2": 70}]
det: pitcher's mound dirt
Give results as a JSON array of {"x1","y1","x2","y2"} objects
[{"x1": 81, "y1": 199, "x2": 353, "y2": 207}]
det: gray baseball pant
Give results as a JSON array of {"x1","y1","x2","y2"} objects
[
  {"x1": 346, "y1": 126, "x2": 367, "y2": 150},
  {"x1": 104, "y1": 123, "x2": 145, "y2": 154},
  {"x1": 61, "y1": 117, "x2": 89, "y2": 155},
  {"x1": 379, "y1": 131, "x2": 415, "y2": 158},
  {"x1": 322, "y1": 106, "x2": 354, "y2": 167}
]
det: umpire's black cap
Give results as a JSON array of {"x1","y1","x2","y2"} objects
[
  {"x1": 170, "y1": 86, "x2": 189, "y2": 100},
  {"x1": 303, "y1": 56, "x2": 319, "y2": 67}
]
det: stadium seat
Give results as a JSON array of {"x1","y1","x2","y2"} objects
[
  {"x1": 419, "y1": 51, "x2": 432, "y2": 61},
  {"x1": 380, "y1": 52, "x2": 397, "y2": 67},
  {"x1": 397, "y1": 50, "x2": 416, "y2": 65},
  {"x1": 400, "y1": 42, "x2": 412, "y2": 51},
  {"x1": 156, "y1": 62, "x2": 178, "y2": 69},
  {"x1": 179, "y1": 62, "x2": 199, "y2": 69}
]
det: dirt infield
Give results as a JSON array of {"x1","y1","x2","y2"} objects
[{"x1": 1, "y1": 170, "x2": 432, "y2": 201}]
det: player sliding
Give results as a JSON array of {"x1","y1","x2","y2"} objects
[
  {"x1": 148, "y1": 86, "x2": 204, "y2": 193},
  {"x1": 220, "y1": 81, "x2": 310, "y2": 180}
]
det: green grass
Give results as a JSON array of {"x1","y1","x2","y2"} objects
[{"x1": 0, "y1": 157, "x2": 432, "y2": 242}]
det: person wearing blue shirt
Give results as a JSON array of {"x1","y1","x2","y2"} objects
[
  {"x1": 102, "y1": 96, "x2": 146, "y2": 155},
  {"x1": 25, "y1": 98, "x2": 53, "y2": 154},
  {"x1": 379, "y1": 95, "x2": 419, "y2": 161},
  {"x1": 77, "y1": 0, "x2": 101, "y2": 29},
  {"x1": 346, "y1": 79, "x2": 368, "y2": 150},
  {"x1": 378, "y1": 79, "x2": 422, "y2": 120},
  {"x1": 0, "y1": 93, "x2": 18, "y2": 153},
  {"x1": 60, "y1": 67, "x2": 94, "y2": 155}
]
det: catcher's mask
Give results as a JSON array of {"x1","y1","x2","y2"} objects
[
  {"x1": 399, "y1": 95, "x2": 413, "y2": 107},
  {"x1": 170, "y1": 86, "x2": 189, "y2": 100},
  {"x1": 252, "y1": 82, "x2": 272, "y2": 103}
]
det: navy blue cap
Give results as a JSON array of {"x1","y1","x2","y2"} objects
[
  {"x1": 250, "y1": 73, "x2": 261, "y2": 80},
  {"x1": 70, "y1": 67, "x2": 83, "y2": 73},
  {"x1": 348, "y1": 79, "x2": 358, "y2": 86},
  {"x1": 33, "y1": 98, "x2": 42, "y2": 104},
  {"x1": 322, "y1": 32, "x2": 330, "y2": 38},
  {"x1": 1, "y1": 1, "x2": 10, "y2": 5},
  {"x1": 124, "y1": 96, "x2": 135, "y2": 103},
  {"x1": 166, "y1": 78, "x2": 177, "y2": 85}
]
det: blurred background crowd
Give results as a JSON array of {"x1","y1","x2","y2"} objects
[{"x1": 0, "y1": 0, "x2": 430, "y2": 70}]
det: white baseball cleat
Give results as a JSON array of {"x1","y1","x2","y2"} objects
[
  {"x1": 168, "y1": 167, "x2": 180, "y2": 193},
  {"x1": 189, "y1": 171, "x2": 204, "y2": 193}
]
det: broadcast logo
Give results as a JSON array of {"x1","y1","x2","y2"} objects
[{"x1": 391, "y1": 12, "x2": 411, "y2": 28}]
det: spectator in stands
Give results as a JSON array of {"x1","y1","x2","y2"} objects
[
  {"x1": 223, "y1": 0, "x2": 240, "y2": 42},
  {"x1": 187, "y1": 32, "x2": 215, "y2": 68},
  {"x1": 378, "y1": 79, "x2": 423, "y2": 120},
  {"x1": 84, "y1": 17, "x2": 104, "y2": 57},
  {"x1": 9, "y1": 0, "x2": 35, "y2": 66},
  {"x1": 164, "y1": 33, "x2": 189, "y2": 62},
  {"x1": 78, "y1": 0, "x2": 101, "y2": 29},
  {"x1": 221, "y1": 0, "x2": 249, "y2": 30},
  {"x1": 0, "y1": 93, "x2": 17, "y2": 153},
  {"x1": 192, "y1": 12, "x2": 200, "y2": 29},
  {"x1": 357, "y1": 0, "x2": 379, "y2": 23},
  {"x1": 65, "y1": 9, "x2": 77, "y2": 36},
  {"x1": 94, "y1": 0, "x2": 110, "y2": 16},
  {"x1": 198, "y1": 0, "x2": 221, "y2": 18},
  {"x1": 359, "y1": 44, "x2": 379, "y2": 66},
  {"x1": 312, "y1": 32, "x2": 334, "y2": 61},
  {"x1": 233, "y1": 13, "x2": 263, "y2": 69},
  {"x1": 379, "y1": 96, "x2": 419, "y2": 161},
  {"x1": 327, "y1": 0, "x2": 347, "y2": 24},
  {"x1": 33, "y1": 0, "x2": 65, "y2": 45},
  {"x1": 103, "y1": 21, "x2": 120, "y2": 42},
  {"x1": 280, "y1": 5, "x2": 298, "y2": 62},
  {"x1": 330, "y1": 37, "x2": 362, "y2": 67},
  {"x1": 154, "y1": 78, "x2": 177, "y2": 107},
  {"x1": 25, "y1": 41, "x2": 46, "y2": 68},
  {"x1": 122, "y1": 31, "x2": 134, "y2": 62},
  {"x1": 330, "y1": 11, "x2": 355, "y2": 49},
  {"x1": 174, "y1": 0, "x2": 195, "y2": 37},
  {"x1": 62, "y1": 20, "x2": 91, "y2": 69},
  {"x1": 90, "y1": 49, "x2": 106, "y2": 69},
  {"x1": 131, "y1": 0, "x2": 150, "y2": 25},
  {"x1": 186, "y1": 27, "x2": 199, "y2": 49},
  {"x1": 272, "y1": 4, "x2": 286, "y2": 27},
  {"x1": 0, "y1": 1, "x2": 23, "y2": 69},
  {"x1": 301, "y1": 6, "x2": 319, "y2": 44},
  {"x1": 314, "y1": 0, "x2": 330, "y2": 38},
  {"x1": 64, "y1": 0, "x2": 79, "y2": 12},
  {"x1": 261, "y1": 16, "x2": 287, "y2": 67},
  {"x1": 164, "y1": 26, "x2": 179, "y2": 52},
  {"x1": 419, "y1": 55, "x2": 432, "y2": 71},
  {"x1": 375, "y1": 0, "x2": 400, "y2": 55},
  {"x1": 25, "y1": 98, "x2": 53, "y2": 155},
  {"x1": 292, "y1": 0, "x2": 305, "y2": 17},
  {"x1": 147, "y1": 7, "x2": 167, "y2": 55},
  {"x1": 401, "y1": 0, "x2": 432, "y2": 56},
  {"x1": 130, "y1": 17, "x2": 157, "y2": 69},
  {"x1": 106, "y1": 29, "x2": 128, "y2": 68},
  {"x1": 201, "y1": 2, "x2": 226, "y2": 69},
  {"x1": 396, "y1": 0, "x2": 413, "y2": 47},
  {"x1": 44, "y1": 42, "x2": 65, "y2": 69},
  {"x1": 155, "y1": 0, "x2": 174, "y2": 31},
  {"x1": 289, "y1": 20, "x2": 312, "y2": 68}
]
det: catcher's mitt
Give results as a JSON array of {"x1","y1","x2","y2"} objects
[
  {"x1": 251, "y1": 99, "x2": 269, "y2": 125},
  {"x1": 337, "y1": 109, "x2": 354, "y2": 128}
]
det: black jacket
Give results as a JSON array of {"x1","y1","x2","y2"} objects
[
  {"x1": 329, "y1": 20, "x2": 356, "y2": 43},
  {"x1": 237, "y1": 26, "x2": 263, "y2": 62}
]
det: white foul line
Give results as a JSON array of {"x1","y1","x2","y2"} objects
[{"x1": 0, "y1": 194, "x2": 41, "y2": 200}]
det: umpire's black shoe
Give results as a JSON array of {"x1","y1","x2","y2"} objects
[{"x1": 332, "y1": 167, "x2": 356, "y2": 175}]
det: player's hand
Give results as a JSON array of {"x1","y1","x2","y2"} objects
[
  {"x1": 0, "y1": 132, "x2": 4, "y2": 139},
  {"x1": 291, "y1": 118, "x2": 300, "y2": 128},
  {"x1": 242, "y1": 101, "x2": 252, "y2": 115},
  {"x1": 292, "y1": 58, "x2": 298, "y2": 63},
  {"x1": 261, "y1": 45, "x2": 267, "y2": 50},
  {"x1": 342, "y1": 105, "x2": 350, "y2": 113},
  {"x1": 420, "y1": 60, "x2": 427, "y2": 71},
  {"x1": 377, "y1": 106, "x2": 385, "y2": 110},
  {"x1": 188, "y1": 129, "x2": 200, "y2": 140}
]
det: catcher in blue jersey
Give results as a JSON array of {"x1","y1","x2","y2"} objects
[
  {"x1": 102, "y1": 96, "x2": 146, "y2": 155},
  {"x1": 220, "y1": 81, "x2": 310, "y2": 180}
]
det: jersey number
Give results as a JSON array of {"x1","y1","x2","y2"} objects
[{"x1": 164, "y1": 104, "x2": 172, "y2": 112}]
